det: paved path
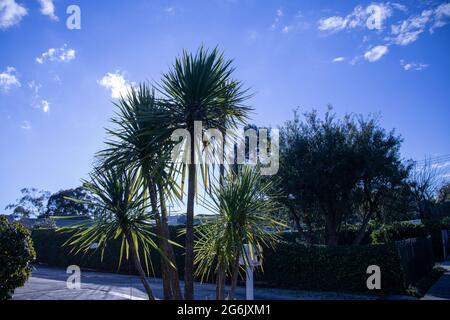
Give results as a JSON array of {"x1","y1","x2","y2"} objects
[
  {"x1": 422, "y1": 261, "x2": 450, "y2": 300},
  {"x1": 13, "y1": 265, "x2": 379, "y2": 300}
]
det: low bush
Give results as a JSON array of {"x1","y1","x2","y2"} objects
[
  {"x1": 371, "y1": 222, "x2": 428, "y2": 244},
  {"x1": 257, "y1": 241, "x2": 404, "y2": 294},
  {"x1": 0, "y1": 217, "x2": 36, "y2": 300}
]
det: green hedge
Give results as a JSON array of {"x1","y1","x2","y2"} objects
[
  {"x1": 256, "y1": 241, "x2": 405, "y2": 294},
  {"x1": 371, "y1": 222, "x2": 428, "y2": 244},
  {"x1": 32, "y1": 227, "x2": 186, "y2": 278},
  {"x1": 0, "y1": 217, "x2": 36, "y2": 300}
]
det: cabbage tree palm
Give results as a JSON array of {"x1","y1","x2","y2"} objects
[
  {"x1": 64, "y1": 167, "x2": 158, "y2": 300},
  {"x1": 194, "y1": 166, "x2": 285, "y2": 300},
  {"x1": 98, "y1": 85, "x2": 182, "y2": 299},
  {"x1": 160, "y1": 46, "x2": 252, "y2": 299}
]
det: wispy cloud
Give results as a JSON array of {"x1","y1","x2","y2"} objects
[
  {"x1": 36, "y1": 45, "x2": 76, "y2": 64},
  {"x1": 389, "y1": 3, "x2": 450, "y2": 46},
  {"x1": 332, "y1": 57, "x2": 346, "y2": 63},
  {"x1": 0, "y1": 66, "x2": 20, "y2": 91},
  {"x1": 318, "y1": 3, "x2": 393, "y2": 33},
  {"x1": 364, "y1": 45, "x2": 389, "y2": 62},
  {"x1": 20, "y1": 120, "x2": 31, "y2": 130},
  {"x1": 271, "y1": 8, "x2": 283, "y2": 29},
  {"x1": 0, "y1": 0, "x2": 27, "y2": 30},
  {"x1": 38, "y1": 0, "x2": 58, "y2": 21},
  {"x1": 400, "y1": 60, "x2": 429, "y2": 71},
  {"x1": 97, "y1": 71, "x2": 135, "y2": 99}
]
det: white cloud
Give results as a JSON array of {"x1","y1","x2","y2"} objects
[
  {"x1": 20, "y1": 120, "x2": 31, "y2": 130},
  {"x1": 38, "y1": 99, "x2": 50, "y2": 112},
  {"x1": 390, "y1": 4, "x2": 450, "y2": 45},
  {"x1": 0, "y1": 66, "x2": 20, "y2": 91},
  {"x1": 36, "y1": 45, "x2": 76, "y2": 64},
  {"x1": 271, "y1": 8, "x2": 283, "y2": 29},
  {"x1": 332, "y1": 57, "x2": 345, "y2": 63},
  {"x1": 364, "y1": 45, "x2": 389, "y2": 62},
  {"x1": 97, "y1": 71, "x2": 135, "y2": 99},
  {"x1": 400, "y1": 60, "x2": 429, "y2": 71},
  {"x1": 38, "y1": 0, "x2": 58, "y2": 21},
  {"x1": 28, "y1": 80, "x2": 41, "y2": 94},
  {"x1": 390, "y1": 10, "x2": 433, "y2": 45},
  {"x1": 282, "y1": 25, "x2": 291, "y2": 33},
  {"x1": 318, "y1": 4, "x2": 393, "y2": 32},
  {"x1": 431, "y1": 3, "x2": 450, "y2": 32},
  {"x1": 0, "y1": 0, "x2": 27, "y2": 29},
  {"x1": 318, "y1": 16, "x2": 347, "y2": 32}
]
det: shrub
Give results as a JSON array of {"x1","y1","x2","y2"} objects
[
  {"x1": 371, "y1": 222, "x2": 428, "y2": 244},
  {"x1": 0, "y1": 217, "x2": 36, "y2": 300},
  {"x1": 257, "y1": 241, "x2": 404, "y2": 293}
]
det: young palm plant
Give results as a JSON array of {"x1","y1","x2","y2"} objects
[
  {"x1": 98, "y1": 84, "x2": 183, "y2": 299},
  {"x1": 64, "y1": 166, "x2": 158, "y2": 300},
  {"x1": 194, "y1": 166, "x2": 285, "y2": 300},
  {"x1": 160, "y1": 46, "x2": 252, "y2": 299}
]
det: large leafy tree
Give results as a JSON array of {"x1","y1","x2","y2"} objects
[
  {"x1": 160, "y1": 47, "x2": 251, "y2": 299},
  {"x1": 279, "y1": 109, "x2": 359, "y2": 246},
  {"x1": 278, "y1": 109, "x2": 409, "y2": 246},
  {"x1": 65, "y1": 167, "x2": 158, "y2": 300},
  {"x1": 195, "y1": 166, "x2": 284, "y2": 300},
  {"x1": 99, "y1": 85, "x2": 182, "y2": 299},
  {"x1": 44, "y1": 187, "x2": 99, "y2": 217},
  {"x1": 349, "y1": 116, "x2": 410, "y2": 244}
]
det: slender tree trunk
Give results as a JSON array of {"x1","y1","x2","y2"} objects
[
  {"x1": 126, "y1": 232, "x2": 155, "y2": 300},
  {"x1": 216, "y1": 262, "x2": 226, "y2": 300},
  {"x1": 159, "y1": 185, "x2": 183, "y2": 300},
  {"x1": 216, "y1": 144, "x2": 227, "y2": 300},
  {"x1": 147, "y1": 183, "x2": 172, "y2": 300},
  {"x1": 185, "y1": 127, "x2": 196, "y2": 300},
  {"x1": 228, "y1": 253, "x2": 241, "y2": 300}
]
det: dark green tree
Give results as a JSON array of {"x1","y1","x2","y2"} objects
[{"x1": 44, "y1": 187, "x2": 99, "y2": 217}]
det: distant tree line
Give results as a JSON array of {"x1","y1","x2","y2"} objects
[{"x1": 5, "y1": 186, "x2": 99, "y2": 219}]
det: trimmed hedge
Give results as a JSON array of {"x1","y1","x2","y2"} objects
[
  {"x1": 32, "y1": 227, "x2": 186, "y2": 278},
  {"x1": 0, "y1": 217, "x2": 36, "y2": 300},
  {"x1": 371, "y1": 222, "x2": 428, "y2": 244},
  {"x1": 257, "y1": 241, "x2": 404, "y2": 294},
  {"x1": 32, "y1": 227, "x2": 435, "y2": 294}
]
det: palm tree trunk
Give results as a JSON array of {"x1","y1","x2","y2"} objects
[
  {"x1": 216, "y1": 262, "x2": 226, "y2": 300},
  {"x1": 159, "y1": 185, "x2": 183, "y2": 300},
  {"x1": 229, "y1": 254, "x2": 241, "y2": 300},
  {"x1": 148, "y1": 183, "x2": 173, "y2": 300},
  {"x1": 185, "y1": 127, "x2": 196, "y2": 300},
  {"x1": 126, "y1": 232, "x2": 155, "y2": 300}
]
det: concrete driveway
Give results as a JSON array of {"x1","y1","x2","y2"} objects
[{"x1": 13, "y1": 265, "x2": 379, "y2": 300}]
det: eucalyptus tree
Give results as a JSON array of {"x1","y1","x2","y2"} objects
[
  {"x1": 195, "y1": 166, "x2": 284, "y2": 300},
  {"x1": 99, "y1": 85, "x2": 182, "y2": 299},
  {"x1": 64, "y1": 167, "x2": 158, "y2": 300},
  {"x1": 160, "y1": 47, "x2": 252, "y2": 299}
]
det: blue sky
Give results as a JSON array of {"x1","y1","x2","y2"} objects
[{"x1": 1, "y1": 0, "x2": 450, "y2": 213}]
